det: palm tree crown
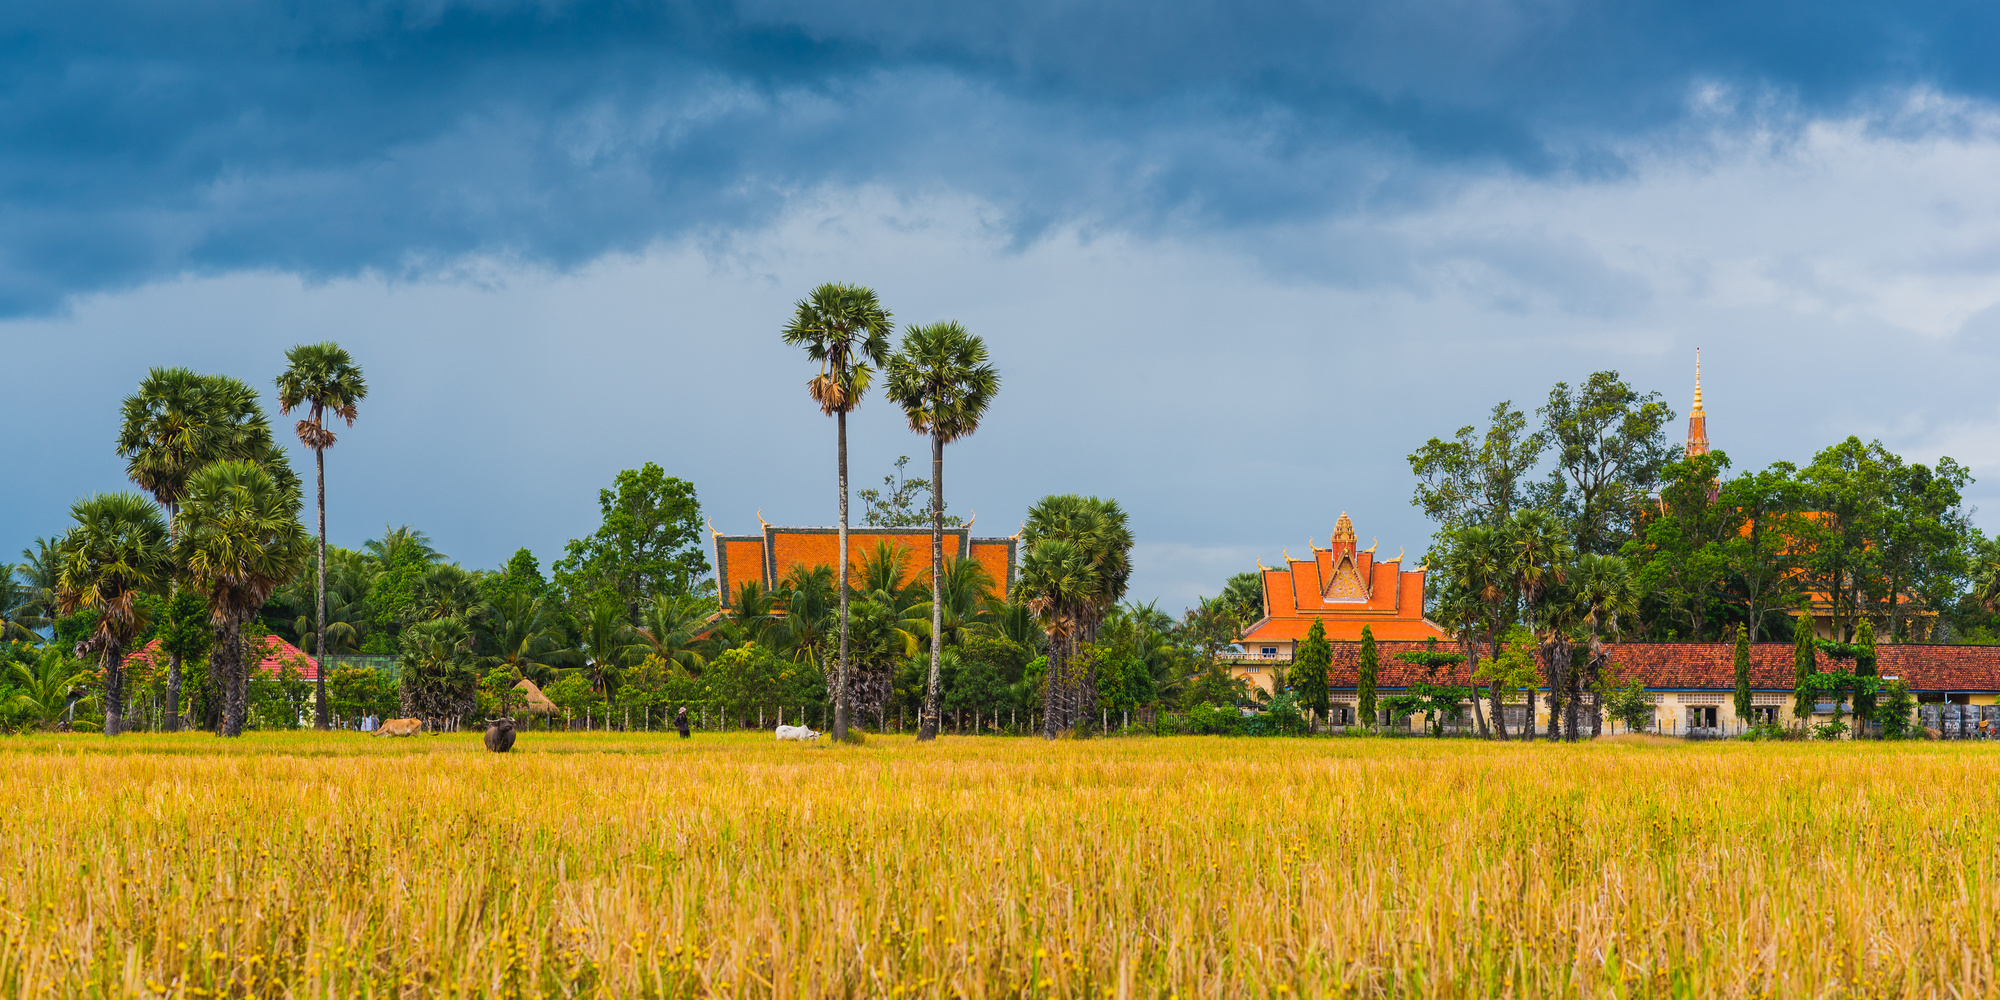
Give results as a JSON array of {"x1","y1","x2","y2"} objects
[
  {"x1": 884, "y1": 321, "x2": 1001, "y2": 445},
  {"x1": 780, "y1": 282, "x2": 894, "y2": 743},
  {"x1": 275, "y1": 342, "x2": 368, "y2": 450},
  {"x1": 178, "y1": 459, "x2": 311, "y2": 737},
  {"x1": 782, "y1": 285, "x2": 894, "y2": 415},
  {"x1": 54, "y1": 492, "x2": 174, "y2": 736},
  {"x1": 118, "y1": 369, "x2": 284, "y2": 526}
]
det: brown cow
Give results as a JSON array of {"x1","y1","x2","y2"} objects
[{"x1": 373, "y1": 718, "x2": 423, "y2": 737}]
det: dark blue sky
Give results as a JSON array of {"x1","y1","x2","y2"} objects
[{"x1": 9, "y1": 0, "x2": 2000, "y2": 608}]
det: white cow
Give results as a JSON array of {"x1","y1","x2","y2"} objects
[{"x1": 774, "y1": 724, "x2": 821, "y2": 741}]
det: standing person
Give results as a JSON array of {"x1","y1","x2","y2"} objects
[{"x1": 675, "y1": 706, "x2": 691, "y2": 739}]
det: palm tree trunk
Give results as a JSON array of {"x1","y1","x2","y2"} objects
[
  {"x1": 1042, "y1": 627, "x2": 1063, "y2": 739},
  {"x1": 103, "y1": 648, "x2": 125, "y2": 736},
  {"x1": 834, "y1": 410, "x2": 851, "y2": 742},
  {"x1": 918, "y1": 433, "x2": 945, "y2": 742},
  {"x1": 219, "y1": 618, "x2": 248, "y2": 737},
  {"x1": 1464, "y1": 635, "x2": 1489, "y2": 738},
  {"x1": 166, "y1": 651, "x2": 182, "y2": 733},
  {"x1": 314, "y1": 444, "x2": 329, "y2": 730}
]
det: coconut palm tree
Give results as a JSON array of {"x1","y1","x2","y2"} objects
[
  {"x1": 7, "y1": 647, "x2": 95, "y2": 731},
  {"x1": 898, "y1": 557, "x2": 998, "y2": 651},
  {"x1": 178, "y1": 460, "x2": 312, "y2": 737},
  {"x1": 276, "y1": 342, "x2": 369, "y2": 731},
  {"x1": 885, "y1": 321, "x2": 1000, "y2": 742},
  {"x1": 481, "y1": 590, "x2": 569, "y2": 686},
  {"x1": 635, "y1": 590, "x2": 719, "y2": 675},
  {"x1": 0, "y1": 573, "x2": 50, "y2": 643},
  {"x1": 577, "y1": 594, "x2": 642, "y2": 701},
  {"x1": 781, "y1": 283, "x2": 893, "y2": 741},
  {"x1": 53, "y1": 493, "x2": 174, "y2": 735}
]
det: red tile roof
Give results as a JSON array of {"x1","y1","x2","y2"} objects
[
  {"x1": 1313, "y1": 641, "x2": 2000, "y2": 692},
  {"x1": 127, "y1": 635, "x2": 320, "y2": 681}
]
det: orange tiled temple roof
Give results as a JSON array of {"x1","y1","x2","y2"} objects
[
  {"x1": 713, "y1": 518, "x2": 1019, "y2": 608},
  {"x1": 1239, "y1": 512, "x2": 1448, "y2": 644}
]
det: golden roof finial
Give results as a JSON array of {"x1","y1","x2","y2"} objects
[
  {"x1": 964, "y1": 510, "x2": 976, "y2": 531},
  {"x1": 1283, "y1": 547, "x2": 1292, "y2": 563},
  {"x1": 1256, "y1": 558, "x2": 1270, "y2": 572},
  {"x1": 1692, "y1": 347, "x2": 1704, "y2": 413},
  {"x1": 708, "y1": 519, "x2": 720, "y2": 538},
  {"x1": 756, "y1": 509, "x2": 770, "y2": 529}
]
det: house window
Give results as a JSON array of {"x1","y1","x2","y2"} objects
[
  {"x1": 1244, "y1": 666, "x2": 1260, "y2": 674},
  {"x1": 1330, "y1": 705, "x2": 1355, "y2": 726},
  {"x1": 1749, "y1": 706, "x2": 1778, "y2": 725},
  {"x1": 1687, "y1": 706, "x2": 1718, "y2": 730},
  {"x1": 1260, "y1": 647, "x2": 1279, "y2": 656}
]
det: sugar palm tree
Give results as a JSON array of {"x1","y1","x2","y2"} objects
[
  {"x1": 1020, "y1": 495, "x2": 1133, "y2": 737},
  {"x1": 118, "y1": 369, "x2": 289, "y2": 731},
  {"x1": 178, "y1": 460, "x2": 312, "y2": 737},
  {"x1": 885, "y1": 321, "x2": 1000, "y2": 741},
  {"x1": 53, "y1": 493, "x2": 174, "y2": 735},
  {"x1": 1570, "y1": 553, "x2": 1637, "y2": 739},
  {"x1": 781, "y1": 283, "x2": 893, "y2": 741},
  {"x1": 276, "y1": 342, "x2": 369, "y2": 731},
  {"x1": 1018, "y1": 537, "x2": 1101, "y2": 737},
  {"x1": 1505, "y1": 509, "x2": 1573, "y2": 740},
  {"x1": 118, "y1": 369, "x2": 278, "y2": 529}
]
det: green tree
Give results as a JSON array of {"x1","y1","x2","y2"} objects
[
  {"x1": 552, "y1": 463, "x2": 709, "y2": 615},
  {"x1": 117, "y1": 369, "x2": 290, "y2": 530},
  {"x1": 577, "y1": 593, "x2": 642, "y2": 702},
  {"x1": 1719, "y1": 464, "x2": 1804, "y2": 642},
  {"x1": 1408, "y1": 401, "x2": 1549, "y2": 534},
  {"x1": 782, "y1": 283, "x2": 895, "y2": 742},
  {"x1": 1732, "y1": 626, "x2": 1752, "y2": 724},
  {"x1": 1537, "y1": 372, "x2": 1675, "y2": 555},
  {"x1": 1792, "y1": 620, "x2": 1817, "y2": 724},
  {"x1": 857, "y1": 456, "x2": 964, "y2": 527},
  {"x1": 1357, "y1": 625, "x2": 1379, "y2": 728},
  {"x1": 1570, "y1": 552, "x2": 1636, "y2": 739},
  {"x1": 1626, "y1": 451, "x2": 1735, "y2": 641},
  {"x1": 1475, "y1": 626, "x2": 1544, "y2": 730},
  {"x1": 178, "y1": 460, "x2": 311, "y2": 737},
  {"x1": 0, "y1": 573, "x2": 49, "y2": 643},
  {"x1": 275, "y1": 341, "x2": 369, "y2": 731},
  {"x1": 155, "y1": 589, "x2": 214, "y2": 731},
  {"x1": 7, "y1": 646, "x2": 95, "y2": 730},
  {"x1": 1219, "y1": 571, "x2": 1265, "y2": 629},
  {"x1": 1020, "y1": 495, "x2": 1133, "y2": 736},
  {"x1": 885, "y1": 320, "x2": 1000, "y2": 742},
  {"x1": 117, "y1": 368, "x2": 295, "y2": 726},
  {"x1": 1506, "y1": 508, "x2": 1573, "y2": 739},
  {"x1": 54, "y1": 493, "x2": 174, "y2": 735},
  {"x1": 1852, "y1": 618, "x2": 1878, "y2": 733},
  {"x1": 1292, "y1": 618, "x2": 1331, "y2": 728},
  {"x1": 1436, "y1": 524, "x2": 1517, "y2": 737},
  {"x1": 399, "y1": 617, "x2": 477, "y2": 729}
]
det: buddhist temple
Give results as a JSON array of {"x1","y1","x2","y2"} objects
[
  {"x1": 712, "y1": 517, "x2": 1019, "y2": 609},
  {"x1": 1234, "y1": 512, "x2": 1446, "y2": 667}
]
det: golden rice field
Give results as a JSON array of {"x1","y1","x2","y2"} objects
[{"x1": 7, "y1": 732, "x2": 2000, "y2": 1000}]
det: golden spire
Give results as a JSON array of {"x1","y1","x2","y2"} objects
[
  {"x1": 1686, "y1": 348, "x2": 1710, "y2": 458},
  {"x1": 1692, "y1": 347, "x2": 1704, "y2": 414}
]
